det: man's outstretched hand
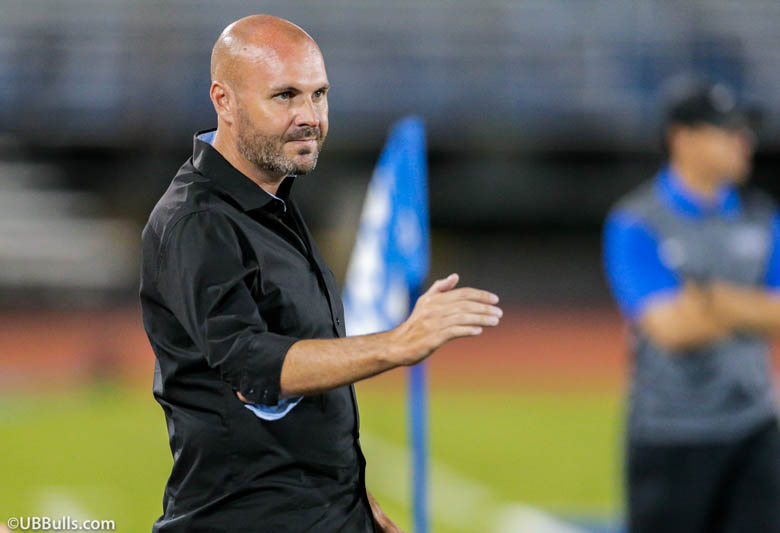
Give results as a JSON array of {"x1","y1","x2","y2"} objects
[{"x1": 390, "y1": 273, "x2": 502, "y2": 366}]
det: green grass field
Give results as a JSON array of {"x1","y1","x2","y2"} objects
[{"x1": 0, "y1": 382, "x2": 622, "y2": 532}]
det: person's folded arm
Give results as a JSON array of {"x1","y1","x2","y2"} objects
[
  {"x1": 638, "y1": 284, "x2": 731, "y2": 351},
  {"x1": 604, "y1": 210, "x2": 731, "y2": 352},
  {"x1": 712, "y1": 210, "x2": 780, "y2": 335},
  {"x1": 708, "y1": 282, "x2": 780, "y2": 335}
]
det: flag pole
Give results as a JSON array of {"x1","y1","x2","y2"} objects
[{"x1": 409, "y1": 357, "x2": 429, "y2": 533}]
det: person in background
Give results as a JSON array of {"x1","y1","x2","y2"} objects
[{"x1": 603, "y1": 78, "x2": 780, "y2": 533}]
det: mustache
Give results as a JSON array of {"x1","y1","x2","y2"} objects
[{"x1": 285, "y1": 126, "x2": 322, "y2": 142}]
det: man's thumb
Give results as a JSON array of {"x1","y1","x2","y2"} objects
[{"x1": 429, "y1": 273, "x2": 459, "y2": 293}]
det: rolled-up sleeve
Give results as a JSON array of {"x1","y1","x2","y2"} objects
[{"x1": 156, "y1": 209, "x2": 298, "y2": 405}]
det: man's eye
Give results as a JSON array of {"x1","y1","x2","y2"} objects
[
  {"x1": 275, "y1": 92, "x2": 291, "y2": 100},
  {"x1": 313, "y1": 90, "x2": 324, "y2": 98}
]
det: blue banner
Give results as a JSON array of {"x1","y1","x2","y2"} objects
[{"x1": 343, "y1": 116, "x2": 429, "y2": 335}]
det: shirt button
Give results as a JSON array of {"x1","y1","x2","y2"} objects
[{"x1": 336, "y1": 317, "x2": 341, "y2": 326}]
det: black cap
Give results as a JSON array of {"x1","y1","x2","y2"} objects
[{"x1": 663, "y1": 78, "x2": 761, "y2": 130}]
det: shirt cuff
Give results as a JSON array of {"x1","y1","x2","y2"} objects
[{"x1": 238, "y1": 334, "x2": 299, "y2": 405}]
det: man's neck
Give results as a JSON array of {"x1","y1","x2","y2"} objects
[
  {"x1": 212, "y1": 128, "x2": 286, "y2": 196},
  {"x1": 669, "y1": 159, "x2": 721, "y2": 200}
]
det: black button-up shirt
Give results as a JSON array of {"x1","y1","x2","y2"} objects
[{"x1": 140, "y1": 131, "x2": 372, "y2": 533}]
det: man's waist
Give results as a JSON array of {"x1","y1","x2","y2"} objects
[
  {"x1": 164, "y1": 452, "x2": 365, "y2": 516},
  {"x1": 631, "y1": 335, "x2": 772, "y2": 392},
  {"x1": 157, "y1": 469, "x2": 368, "y2": 533},
  {"x1": 627, "y1": 399, "x2": 777, "y2": 444}
]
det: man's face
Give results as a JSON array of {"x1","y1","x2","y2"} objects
[
  {"x1": 234, "y1": 40, "x2": 329, "y2": 176},
  {"x1": 673, "y1": 123, "x2": 755, "y2": 185}
]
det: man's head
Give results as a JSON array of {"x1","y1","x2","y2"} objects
[
  {"x1": 663, "y1": 79, "x2": 758, "y2": 186},
  {"x1": 209, "y1": 15, "x2": 329, "y2": 178}
]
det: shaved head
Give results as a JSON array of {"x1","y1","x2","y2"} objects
[
  {"x1": 208, "y1": 15, "x2": 330, "y2": 186},
  {"x1": 211, "y1": 15, "x2": 319, "y2": 90}
]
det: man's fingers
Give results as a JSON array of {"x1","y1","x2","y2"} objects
[
  {"x1": 439, "y1": 300, "x2": 503, "y2": 318},
  {"x1": 427, "y1": 273, "x2": 459, "y2": 294},
  {"x1": 442, "y1": 312, "x2": 501, "y2": 328},
  {"x1": 443, "y1": 325, "x2": 484, "y2": 340},
  {"x1": 435, "y1": 287, "x2": 499, "y2": 305}
]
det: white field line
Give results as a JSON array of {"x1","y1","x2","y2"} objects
[
  {"x1": 36, "y1": 486, "x2": 120, "y2": 526},
  {"x1": 361, "y1": 432, "x2": 588, "y2": 533},
  {"x1": 35, "y1": 486, "x2": 92, "y2": 522}
]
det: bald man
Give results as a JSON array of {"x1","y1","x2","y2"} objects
[{"x1": 140, "y1": 15, "x2": 502, "y2": 533}]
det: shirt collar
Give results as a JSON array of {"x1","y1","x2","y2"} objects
[
  {"x1": 655, "y1": 165, "x2": 741, "y2": 219},
  {"x1": 192, "y1": 128, "x2": 295, "y2": 212}
]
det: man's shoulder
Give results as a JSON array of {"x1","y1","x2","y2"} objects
[
  {"x1": 143, "y1": 160, "x2": 221, "y2": 247},
  {"x1": 608, "y1": 178, "x2": 660, "y2": 222}
]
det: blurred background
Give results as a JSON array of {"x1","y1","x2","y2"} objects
[{"x1": 2, "y1": 1, "x2": 779, "y2": 532}]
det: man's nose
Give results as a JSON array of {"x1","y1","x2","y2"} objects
[{"x1": 293, "y1": 97, "x2": 320, "y2": 128}]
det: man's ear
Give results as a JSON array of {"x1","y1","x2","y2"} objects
[{"x1": 210, "y1": 80, "x2": 236, "y2": 126}]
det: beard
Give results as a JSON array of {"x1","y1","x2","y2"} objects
[{"x1": 236, "y1": 109, "x2": 324, "y2": 176}]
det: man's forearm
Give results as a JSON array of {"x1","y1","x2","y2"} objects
[
  {"x1": 279, "y1": 330, "x2": 409, "y2": 397},
  {"x1": 710, "y1": 283, "x2": 780, "y2": 334}
]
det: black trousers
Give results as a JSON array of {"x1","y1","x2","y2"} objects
[{"x1": 627, "y1": 420, "x2": 780, "y2": 533}]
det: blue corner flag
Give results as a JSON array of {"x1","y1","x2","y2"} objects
[{"x1": 342, "y1": 116, "x2": 430, "y2": 533}]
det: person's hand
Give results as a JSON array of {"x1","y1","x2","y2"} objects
[
  {"x1": 367, "y1": 491, "x2": 405, "y2": 533},
  {"x1": 390, "y1": 273, "x2": 501, "y2": 366},
  {"x1": 678, "y1": 282, "x2": 712, "y2": 315},
  {"x1": 639, "y1": 281, "x2": 732, "y2": 350}
]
